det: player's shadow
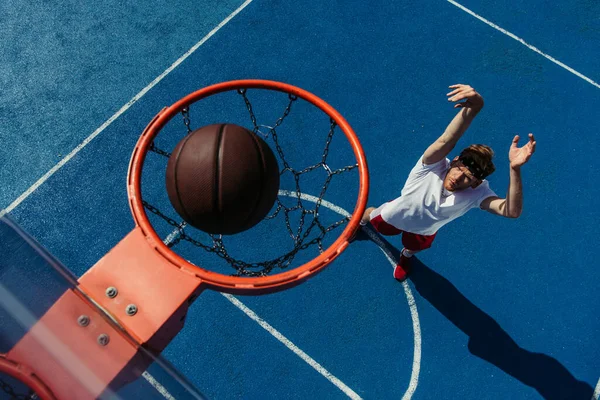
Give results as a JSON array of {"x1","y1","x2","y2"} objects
[
  {"x1": 360, "y1": 229, "x2": 594, "y2": 400},
  {"x1": 408, "y1": 258, "x2": 594, "y2": 399}
]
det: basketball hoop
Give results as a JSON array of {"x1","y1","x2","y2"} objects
[{"x1": 128, "y1": 80, "x2": 369, "y2": 294}]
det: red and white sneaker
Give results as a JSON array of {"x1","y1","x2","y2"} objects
[{"x1": 393, "y1": 254, "x2": 411, "y2": 281}]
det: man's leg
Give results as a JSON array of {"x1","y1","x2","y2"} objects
[
  {"x1": 360, "y1": 206, "x2": 377, "y2": 225},
  {"x1": 363, "y1": 204, "x2": 403, "y2": 235},
  {"x1": 350, "y1": 204, "x2": 400, "y2": 242},
  {"x1": 394, "y1": 232, "x2": 437, "y2": 281},
  {"x1": 348, "y1": 207, "x2": 377, "y2": 242},
  {"x1": 354, "y1": 204, "x2": 430, "y2": 281}
]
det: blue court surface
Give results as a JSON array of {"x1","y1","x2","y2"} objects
[{"x1": 2, "y1": 0, "x2": 600, "y2": 399}]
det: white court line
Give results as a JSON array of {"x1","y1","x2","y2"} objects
[
  {"x1": 447, "y1": 0, "x2": 600, "y2": 90},
  {"x1": 451, "y1": 2, "x2": 600, "y2": 395},
  {"x1": 160, "y1": 192, "x2": 363, "y2": 398},
  {"x1": 279, "y1": 191, "x2": 420, "y2": 398},
  {"x1": 360, "y1": 226, "x2": 421, "y2": 400},
  {"x1": 160, "y1": 191, "x2": 422, "y2": 398},
  {"x1": 278, "y1": 190, "x2": 352, "y2": 217},
  {"x1": 280, "y1": 187, "x2": 423, "y2": 398},
  {"x1": 0, "y1": 0, "x2": 255, "y2": 219},
  {"x1": 173, "y1": 191, "x2": 420, "y2": 398},
  {"x1": 142, "y1": 371, "x2": 176, "y2": 400},
  {"x1": 222, "y1": 293, "x2": 363, "y2": 400},
  {"x1": 0, "y1": 1, "x2": 253, "y2": 397}
]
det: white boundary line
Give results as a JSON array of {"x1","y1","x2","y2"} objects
[
  {"x1": 0, "y1": 1, "x2": 253, "y2": 397},
  {"x1": 161, "y1": 191, "x2": 422, "y2": 398},
  {"x1": 142, "y1": 371, "x2": 176, "y2": 400},
  {"x1": 451, "y1": 2, "x2": 600, "y2": 395},
  {"x1": 360, "y1": 226, "x2": 421, "y2": 400},
  {"x1": 158, "y1": 193, "x2": 364, "y2": 398},
  {"x1": 222, "y1": 293, "x2": 363, "y2": 400},
  {"x1": 447, "y1": 0, "x2": 600, "y2": 90},
  {"x1": 0, "y1": 0, "x2": 255, "y2": 219},
  {"x1": 217, "y1": 191, "x2": 421, "y2": 398}
]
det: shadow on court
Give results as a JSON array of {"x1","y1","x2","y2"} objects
[
  {"x1": 356, "y1": 229, "x2": 594, "y2": 400},
  {"x1": 408, "y1": 259, "x2": 594, "y2": 400}
]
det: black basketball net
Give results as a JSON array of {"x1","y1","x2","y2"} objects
[{"x1": 145, "y1": 88, "x2": 357, "y2": 277}]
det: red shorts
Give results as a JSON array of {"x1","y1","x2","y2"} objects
[{"x1": 370, "y1": 215, "x2": 436, "y2": 251}]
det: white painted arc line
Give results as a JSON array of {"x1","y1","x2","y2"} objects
[
  {"x1": 278, "y1": 190, "x2": 352, "y2": 218},
  {"x1": 220, "y1": 192, "x2": 419, "y2": 399},
  {"x1": 401, "y1": 283, "x2": 422, "y2": 400},
  {"x1": 159, "y1": 191, "x2": 362, "y2": 398},
  {"x1": 5, "y1": 0, "x2": 598, "y2": 221},
  {"x1": 0, "y1": 0, "x2": 255, "y2": 219},
  {"x1": 447, "y1": 0, "x2": 600, "y2": 90},
  {"x1": 222, "y1": 293, "x2": 363, "y2": 400},
  {"x1": 361, "y1": 227, "x2": 421, "y2": 400},
  {"x1": 159, "y1": 191, "x2": 421, "y2": 398},
  {"x1": 593, "y1": 377, "x2": 600, "y2": 400},
  {"x1": 164, "y1": 230, "x2": 181, "y2": 245}
]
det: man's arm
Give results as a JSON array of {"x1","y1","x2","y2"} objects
[
  {"x1": 481, "y1": 134, "x2": 536, "y2": 218},
  {"x1": 422, "y1": 84, "x2": 484, "y2": 165}
]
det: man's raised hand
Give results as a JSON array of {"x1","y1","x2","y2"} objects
[
  {"x1": 509, "y1": 133, "x2": 536, "y2": 169},
  {"x1": 447, "y1": 84, "x2": 484, "y2": 111}
]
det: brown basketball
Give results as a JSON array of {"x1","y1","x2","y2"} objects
[{"x1": 165, "y1": 124, "x2": 280, "y2": 234}]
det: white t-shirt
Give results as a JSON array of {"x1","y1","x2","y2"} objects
[{"x1": 377, "y1": 156, "x2": 497, "y2": 235}]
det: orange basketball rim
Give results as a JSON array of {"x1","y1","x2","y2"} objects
[{"x1": 128, "y1": 79, "x2": 369, "y2": 294}]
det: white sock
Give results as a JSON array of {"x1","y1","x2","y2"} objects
[
  {"x1": 360, "y1": 207, "x2": 375, "y2": 226},
  {"x1": 402, "y1": 248, "x2": 418, "y2": 258}
]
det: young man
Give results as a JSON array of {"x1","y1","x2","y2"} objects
[{"x1": 361, "y1": 84, "x2": 536, "y2": 281}]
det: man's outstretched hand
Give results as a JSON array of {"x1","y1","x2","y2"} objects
[
  {"x1": 509, "y1": 133, "x2": 537, "y2": 169},
  {"x1": 447, "y1": 84, "x2": 484, "y2": 111}
]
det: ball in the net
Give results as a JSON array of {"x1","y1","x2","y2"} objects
[{"x1": 165, "y1": 123, "x2": 280, "y2": 234}]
